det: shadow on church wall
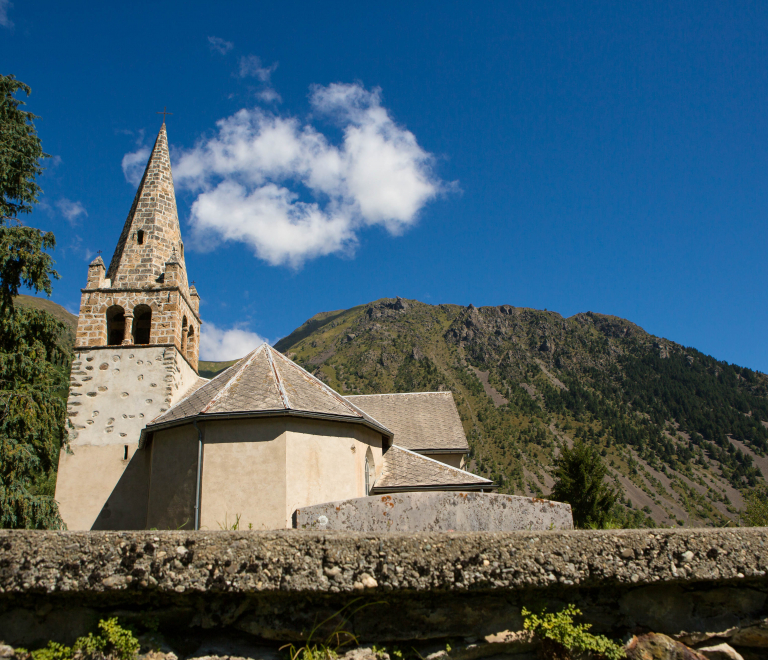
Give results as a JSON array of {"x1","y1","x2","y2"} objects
[{"x1": 92, "y1": 448, "x2": 151, "y2": 530}]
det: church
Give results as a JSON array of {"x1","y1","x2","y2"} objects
[{"x1": 54, "y1": 122, "x2": 494, "y2": 531}]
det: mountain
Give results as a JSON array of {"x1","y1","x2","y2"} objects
[
  {"x1": 267, "y1": 297, "x2": 768, "y2": 528},
  {"x1": 198, "y1": 359, "x2": 239, "y2": 380}
]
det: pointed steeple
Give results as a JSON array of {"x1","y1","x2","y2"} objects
[{"x1": 106, "y1": 123, "x2": 188, "y2": 290}]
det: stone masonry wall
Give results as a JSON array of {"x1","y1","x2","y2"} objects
[
  {"x1": 1, "y1": 529, "x2": 768, "y2": 657},
  {"x1": 105, "y1": 124, "x2": 189, "y2": 291},
  {"x1": 66, "y1": 345, "x2": 200, "y2": 448},
  {"x1": 74, "y1": 287, "x2": 200, "y2": 371}
]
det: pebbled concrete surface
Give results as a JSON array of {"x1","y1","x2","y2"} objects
[
  {"x1": 294, "y1": 492, "x2": 573, "y2": 532},
  {"x1": 1, "y1": 528, "x2": 767, "y2": 594},
  {"x1": 2, "y1": 528, "x2": 768, "y2": 648}
]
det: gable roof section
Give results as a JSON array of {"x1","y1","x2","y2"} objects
[
  {"x1": 373, "y1": 446, "x2": 494, "y2": 492},
  {"x1": 142, "y1": 344, "x2": 392, "y2": 443},
  {"x1": 345, "y1": 392, "x2": 469, "y2": 452}
]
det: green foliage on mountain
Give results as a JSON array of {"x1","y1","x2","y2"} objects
[
  {"x1": 0, "y1": 74, "x2": 67, "y2": 529},
  {"x1": 198, "y1": 358, "x2": 238, "y2": 380},
  {"x1": 270, "y1": 297, "x2": 768, "y2": 527},
  {"x1": 551, "y1": 441, "x2": 619, "y2": 528}
]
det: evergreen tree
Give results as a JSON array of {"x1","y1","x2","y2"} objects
[
  {"x1": 550, "y1": 440, "x2": 619, "y2": 528},
  {"x1": 742, "y1": 484, "x2": 768, "y2": 527},
  {"x1": 0, "y1": 73, "x2": 67, "y2": 529}
]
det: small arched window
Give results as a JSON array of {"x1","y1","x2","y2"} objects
[
  {"x1": 180, "y1": 242, "x2": 184, "y2": 258},
  {"x1": 364, "y1": 447, "x2": 375, "y2": 496},
  {"x1": 106, "y1": 305, "x2": 126, "y2": 346},
  {"x1": 132, "y1": 305, "x2": 152, "y2": 345},
  {"x1": 137, "y1": 230, "x2": 145, "y2": 245}
]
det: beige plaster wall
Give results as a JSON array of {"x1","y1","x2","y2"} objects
[
  {"x1": 91, "y1": 444, "x2": 151, "y2": 530},
  {"x1": 179, "y1": 418, "x2": 385, "y2": 530},
  {"x1": 285, "y1": 421, "x2": 384, "y2": 528},
  {"x1": 421, "y1": 453, "x2": 466, "y2": 469},
  {"x1": 146, "y1": 424, "x2": 199, "y2": 530},
  {"x1": 198, "y1": 419, "x2": 287, "y2": 531},
  {"x1": 56, "y1": 345, "x2": 200, "y2": 530},
  {"x1": 56, "y1": 443, "x2": 148, "y2": 531}
]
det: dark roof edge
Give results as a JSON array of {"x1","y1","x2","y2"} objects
[
  {"x1": 345, "y1": 391, "x2": 453, "y2": 398},
  {"x1": 371, "y1": 484, "x2": 499, "y2": 493},
  {"x1": 139, "y1": 407, "x2": 394, "y2": 448},
  {"x1": 413, "y1": 448, "x2": 468, "y2": 454}
]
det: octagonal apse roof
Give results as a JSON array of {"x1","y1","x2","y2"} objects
[{"x1": 141, "y1": 344, "x2": 392, "y2": 443}]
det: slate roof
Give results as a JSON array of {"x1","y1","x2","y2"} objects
[
  {"x1": 373, "y1": 446, "x2": 494, "y2": 492},
  {"x1": 345, "y1": 392, "x2": 469, "y2": 452},
  {"x1": 142, "y1": 344, "x2": 392, "y2": 441}
]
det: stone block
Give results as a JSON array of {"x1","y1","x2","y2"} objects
[{"x1": 294, "y1": 491, "x2": 573, "y2": 532}]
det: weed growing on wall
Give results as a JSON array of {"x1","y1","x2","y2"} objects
[
  {"x1": 522, "y1": 605, "x2": 625, "y2": 660},
  {"x1": 19, "y1": 618, "x2": 139, "y2": 660},
  {"x1": 218, "y1": 512, "x2": 242, "y2": 530},
  {"x1": 281, "y1": 599, "x2": 386, "y2": 660}
]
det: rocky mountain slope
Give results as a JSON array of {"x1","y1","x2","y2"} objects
[{"x1": 269, "y1": 297, "x2": 768, "y2": 527}]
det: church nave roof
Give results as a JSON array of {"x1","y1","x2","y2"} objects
[
  {"x1": 345, "y1": 392, "x2": 469, "y2": 453},
  {"x1": 372, "y1": 446, "x2": 494, "y2": 492}
]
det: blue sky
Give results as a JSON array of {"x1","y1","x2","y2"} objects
[{"x1": 3, "y1": 1, "x2": 768, "y2": 369}]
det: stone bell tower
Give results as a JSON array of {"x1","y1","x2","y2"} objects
[{"x1": 55, "y1": 122, "x2": 205, "y2": 531}]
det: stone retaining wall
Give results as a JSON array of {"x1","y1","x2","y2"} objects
[
  {"x1": 294, "y1": 492, "x2": 574, "y2": 531},
  {"x1": 1, "y1": 529, "x2": 767, "y2": 657}
]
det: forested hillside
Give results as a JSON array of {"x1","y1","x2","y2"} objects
[{"x1": 268, "y1": 297, "x2": 768, "y2": 527}]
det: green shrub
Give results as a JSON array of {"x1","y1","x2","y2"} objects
[
  {"x1": 30, "y1": 642, "x2": 72, "y2": 660},
  {"x1": 522, "y1": 604, "x2": 625, "y2": 660},
  {"x1": 27, "y1": 618, "x2": 139, "y2": 660},
  {"x1": 74, "y1": 617, "x2": 139, "y2": 660}
]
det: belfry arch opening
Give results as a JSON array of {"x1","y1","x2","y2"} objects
[
  {"x1": 132, "y1": 305, "x2": 152, "y2": 345},
  {"x1": 181, "y1": 316, "x2": 188, "y2": 353},
  {"x1": 187, "y1": 325, "x2": 195, "y2": 361},
  {"x1": 106, "y1": 305, "x2": 126, "y2": 346}
]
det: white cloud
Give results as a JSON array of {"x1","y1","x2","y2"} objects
[
  {"x1": 238, "y1": 55, "x2": 277, "y2": 82},
  {"x1": 199, "y1": 322, "x2": 267, "y2": 361},
  {"x1": 56, "y1": 198, "x2": 87, "y2": 224},
  {"x1": 67, "y1": 234, "x2": 94, "y2": 261},
  {"x1": 121, "y1": 146, "x2": 151, "y2": 186},
  {"x1": 256, "y1": 88, "x2": 282, "y2": 104},
  {"x1": 0, "y1": 0, "x2": 13, "y2": 28},
  {"x1": 174, "y1": 82, "x2": 444, "y2": 267},
  {"x1": 208, "y1": 36, "x2": 233, "y2": 55}
]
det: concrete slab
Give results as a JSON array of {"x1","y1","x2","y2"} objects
[{"x1": 293, "y1": 491, "x2": 573, "y2": 531}]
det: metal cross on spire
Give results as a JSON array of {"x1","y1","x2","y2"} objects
[{"x1": 157, "y1": 107, "x2": 173, "y2": 123}]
